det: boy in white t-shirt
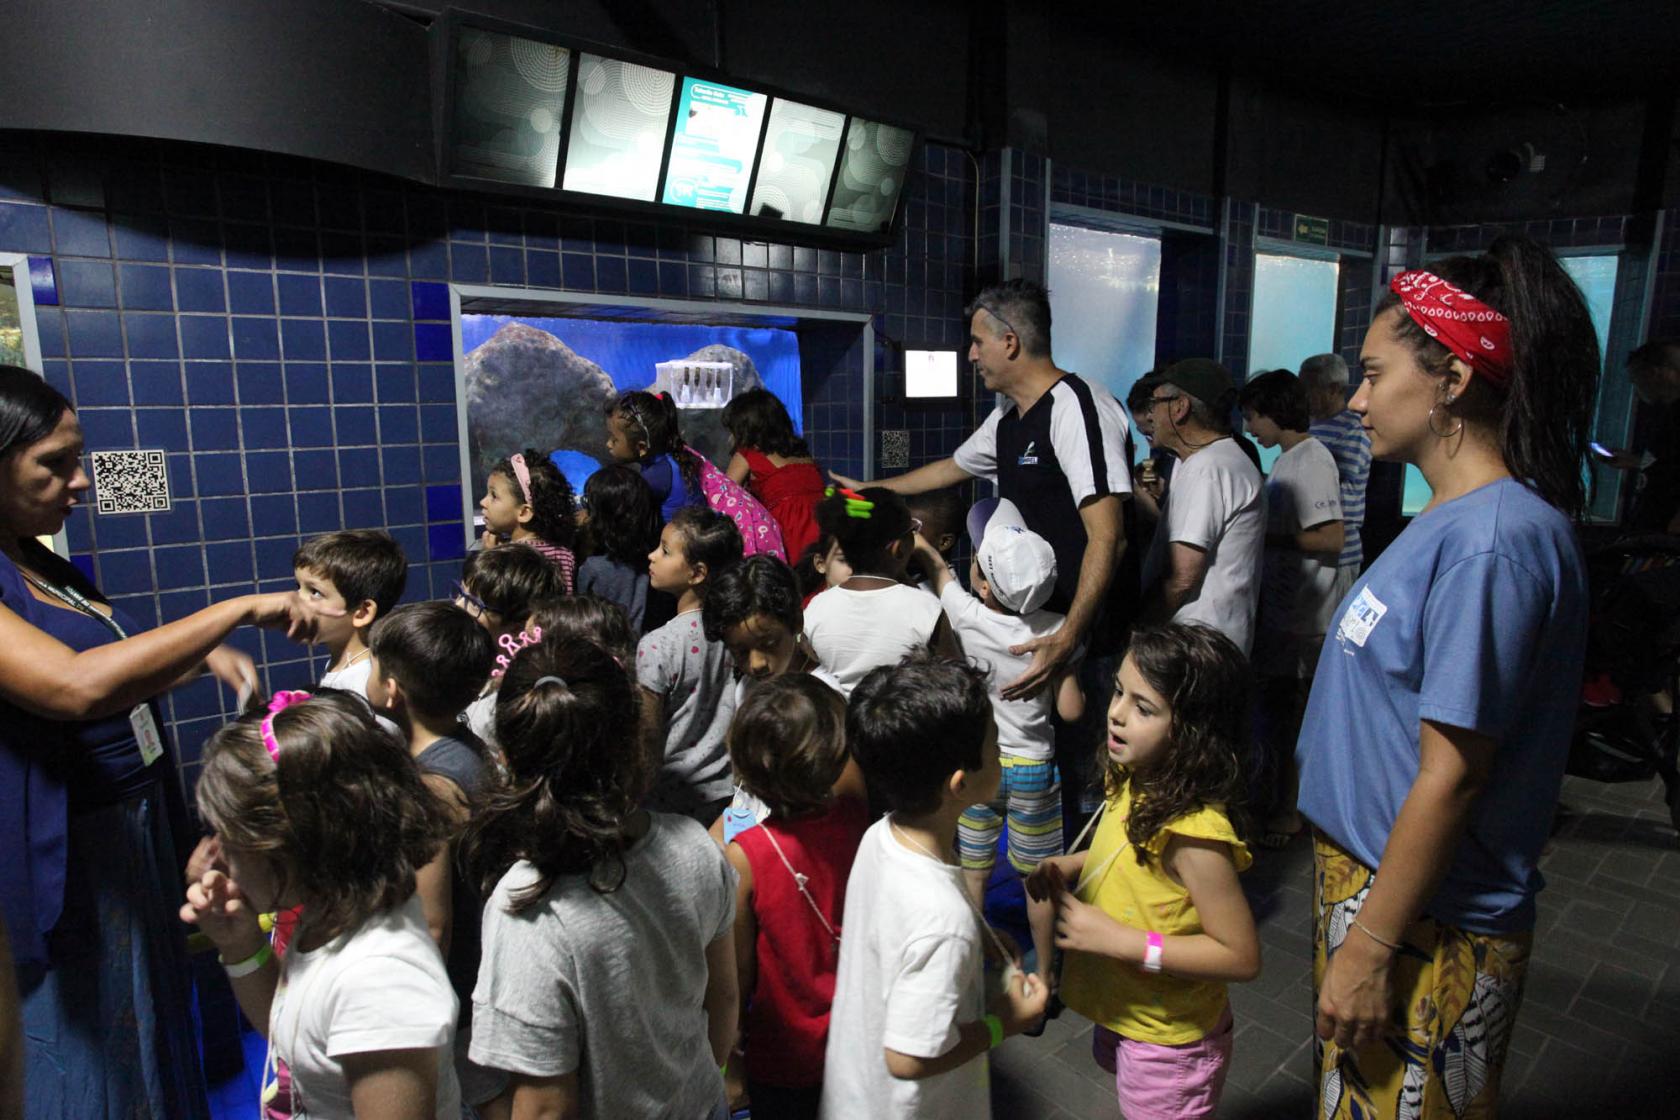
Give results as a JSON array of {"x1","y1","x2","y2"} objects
[
  {"x1": 1240, "y1": 369, "x2": 1344, "y2": 848},
  {"x1": 293, "y1": 529, "x2": 407, "y2": 739},
  {"x1": 914, "y1": 498, "x2": 1083, "y2": 991},
  {"x1": 822, "y1": 655, "x2": 1047, "y2": 1120}
]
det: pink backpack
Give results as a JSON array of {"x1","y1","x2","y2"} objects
[{"x1": 686, "y1": 449, "x2": 787, "y2": 562}]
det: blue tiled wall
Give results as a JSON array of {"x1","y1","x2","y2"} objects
[{"x1": 0, "y1": 131, "x2": 977, "y2": 777}]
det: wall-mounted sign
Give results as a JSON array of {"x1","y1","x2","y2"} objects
[{"x1": 1293, "y1": 214, "x2": 1330, "y2": 245}]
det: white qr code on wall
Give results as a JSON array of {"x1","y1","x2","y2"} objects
[
  {"x1": 880, "y1": 429, "x2": 909, "y2": 469},
  {"x1": 90, "y1": 450, "x2": 171, "y2": 514}
]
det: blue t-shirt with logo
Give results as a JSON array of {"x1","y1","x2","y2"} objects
[{"x1": 1295, "y1": 479, "x2": 1587, "y2": 934}]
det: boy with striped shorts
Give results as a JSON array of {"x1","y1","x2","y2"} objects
[{"x1": 911, "y1": 498, "x2": 1085, "y2": 988}]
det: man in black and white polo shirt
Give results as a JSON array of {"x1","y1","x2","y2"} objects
[{"x1": 834, "y1": 278, "x2": 1135, "y2": 691}]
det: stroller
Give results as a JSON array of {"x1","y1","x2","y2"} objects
[{"x1": 1568, "y1": 534, "x2": 1680, "y2": 834}]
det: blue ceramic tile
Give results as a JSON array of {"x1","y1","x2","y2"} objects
[
  {"x1": 449, "y1": 243, "x2": 488, "y2": 283},
  {"x1": 226, "y1": 271, "x2": 275, "y2": 315},
  {"x1": 205, "y1": 541, "x2": 255, "y2": 586},
  {"x1": 628, "y1": 258, "x2": 657, "y2": 295},
  {"x1": 200, "y1": 496, "x2": 251, "y2": 541},
  {"x1": 71, "y1": 359, "x2": 129, "y2": 406},
  {"x1": 793, "y1": 246, "x2": 816, "y2": 272},
  {"x1": 372, "y1": 321, "x2": 412, "y2": 361},
  {"x1": 51, "y1": 207, "x2": 112, "y2": 257},
  {"x1": 369, "y1": 278, "x2": 409, "y2": 319},
  {"x1": 240, "y1": 406, "x2": 291, "y2": 451},
  {"x1": 381, "y1": 444, "x2": 421, "y2": 485},
  {"x1": 715, "y1": 238, "x2": 742, "y2": 266},
  {"x1": 129, "y1": 360, "x2": 184, "y2": 406},
  {"x1": 335, "y1": 406, "x2": 376, "y2": 444},
  {"x1": 428, "y1": 521, "x2": 466, "y2": 562},
  {"x1": 690, "y1": 265, "x2": 716, "y2": 298},
  {"x1": 322, "y1": 276, "x2": 366, "y2": 318},
  {"x1": 597, "y1": 256, "x2": 627, "y2": 292},
  {"x1": 231, "y1": 361, "x2": 282, "y2": 405},
  {"x1": 65, "y1": 310, "x2": 124, "y2": 357},
  {"x1": 173, "y1": 269, "x2": 224, "y2": 313},
  {"x1": 245, "y1": 449, "x2": 293, "y2": 493},
  {"x1": 562, "y1": 253, "x2": 594, "y2": 290},
  {"x1": 419, "y1": 402, "x2": 455, "y2": 443},
  {"x1": 135, "y1": 408, "x2": 189, "y2": 451},
  {"x1": 90, "y1": 510, "x2": 148, "y2": 549},
  {"x1": 417, "y1": 363, "x2": 455, "y2": 402},
  {"x1": 425, "y1": 482, "x2": 461, "y2": 522},
  {"x1": 97, "y1": 549, "x2": 155, "y2": 595},
  {"x1": 118, "y1": 264, "x2": 173, "y2": 311},
  {"x1": 27, "y1": 256, "x2": 57, "y2": 304},
  {"x1": 342, "y1": 487, "x2": 383, "y2": 528},
  {"x1": 222, "y1": 224, "x2": 273, "y2": 271},
  {"x1": 320, "y1": 232, "x2": 365, "y2": 273},
  {"x1": 59, "y1": 260, "x2": 117, "y2": 307},
  {"x1": 181, "y1": 316, "x2": 233, "y2": 359},
  {"x1": 285, "y1": 448, "x2": 334, "y2": 493},
  {"x1": 192, "y1": 451, "x2": 244, "y2": 496},
  {"x1": 249, "y1": 495, "x2": 297, "y2": 536},
  {"x1": 231, "y1": 317, "x2": 279, "y2": 359},
  {"x1": 280, "y1": 318, "x2": 325, "y2": 360},
  {"x1": 744, "y1": 270, "x2": 768, "y2": 301},
  {"x1": 389, "y1": 525, "x2": 427, "y2": 568},
  {"x1": 375, "y1": 364, "x2": 416, "y2": 402},
  {"x1": 489, "y1": 246, "x2": 523, "y2": 284},
  {"x1": 170, "y1": 220, "x2": 222, "y2": 266},
  {"x1": 336, "y1": 446, "x2": 379, "y2": 484},
  {"x1": 422, "y1": 444, "x2": 459, "y2": 481},
  {"x1": 110, "y1": 217, "x2": 168, "y2": 264},
  {"x1": 190, "y1": 408, "x2": 240, "y2": 451},
  {"x1": 378, "y1": 404, "x2": 418, "y2": 443},
  {"x1": 328, "y1": 320, "x2": 370, "y2": 361},
  {"x1": 126, "y1": 313, "x2": 179, "y2": 359},
  {"x1": 297, "y1": 491, "x2": 342, "y2": 533},
  {"x1": 287, "y1": 405, "x2": 333, "y2": 447},
  {"x1": 409, "y1": 242, "x2": 447, "y2": 279},
  {"x1": 283, "y1": 363, "x2": 329, "y2": 403},
  {"x1": 413, "y1": 323, "x2": 451, "y2": 362},
  {"x1": 185, "y1": 361, "x2": 235, "y2": 404},
  {"x1": 527, "y1": 251, "x2": 560, "y2": 287},
  {"x1": 149, "y1": 503, "x2": 201, "y2": 545},
  {"x1": 410, "y1": 280, "x2": 449, "y2": 321},
  {"x1": 276, "y1": 273, "x2": 322, "y2": 316},
  {"x1": 384, "y1": 485, "x2": 423, "y2": 526},
  {"x1": 153, "y1": 545, "x2": 206, "y2": 590}
]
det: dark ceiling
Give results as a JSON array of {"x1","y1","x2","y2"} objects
[{"x1": 1098, "y1": 1, "x2": 1680, "y2": 107}]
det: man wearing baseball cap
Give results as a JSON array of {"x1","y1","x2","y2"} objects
[
  {"x1": 1139, "y1": 357, "x2": 1265, "y2": 654},
  {"x1": 911, "y1": 498, "x2": 1085, "y2": 992}
]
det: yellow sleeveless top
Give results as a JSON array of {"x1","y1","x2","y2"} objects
[{"x1": 1060, "y1": 781, "x2": 1252, "y2": 1044}]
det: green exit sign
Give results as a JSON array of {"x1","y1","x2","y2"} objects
[{"x1": 1293, "y1": 214, "x2": 1329, "y2": 245}]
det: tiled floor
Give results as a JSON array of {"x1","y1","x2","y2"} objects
[{"x1": 989, "y1": 773, "x2": 1680, "y2": 1118}]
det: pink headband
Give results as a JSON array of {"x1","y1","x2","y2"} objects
[
  {"x1": 1389, "y1": 270, "x2": 1514, "y2": 390},
  {"x1": 491, "y1": 624, "x2": 543, "y2": 678},
  {"x1": 508, "y1": 453, "x2": 533, "y2": 505},
  {"x1": 260, "y1": 690, "x2": 312, "y2": 760}
]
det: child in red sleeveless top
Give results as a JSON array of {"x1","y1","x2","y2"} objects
[
  {"x1": 723, "y1": 389, "x2": 826, "y2": 562},
  {"x1": 723, "y1": 674, "x2": 868, "y2": 1120}
]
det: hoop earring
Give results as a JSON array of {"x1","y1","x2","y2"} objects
[{"x1": 1427, "y1": 402, "x2": 1463, "y2": 439}]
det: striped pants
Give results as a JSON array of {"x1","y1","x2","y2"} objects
[{"x1": 957, "y1": 753, "x2": 1064, "y2": 874}]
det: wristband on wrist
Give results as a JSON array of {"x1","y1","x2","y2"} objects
[
  {"x1": 1140, "y1": 931, "x2": 1165, "y2": 974},
  {"x1": 983, "y1": 1013, "x2": 1005, "y2": 1048},
  {"x1": 219, "y1": 941, "x2": 273, "y2": 978},
  {"x1": 1351, "y1": 917, "x2": 1403, "y2": 952}
]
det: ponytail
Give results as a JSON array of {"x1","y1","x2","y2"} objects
[
  {"x1": 609, "y1": 389, "x2": 706, "y2": 502},
  {"x1": 1378, "y1": 234, "x2": 1600, "y2": 519}
]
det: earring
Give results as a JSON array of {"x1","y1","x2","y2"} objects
[{"x1": 1428, "y1": 401, "x2": 1463, "y2": 439}]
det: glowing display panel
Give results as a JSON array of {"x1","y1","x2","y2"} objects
[
  {"x1": 826, "y1": 118, "x2": 914, "y2": 233},
  {"x1": 661, "y1": 78, "x2": 768, "y2": 214},
  {"x1": 748, "y1": 99, "x2": 845, "y2": 224},
  {"x1": 561, "y1": 54, "x2": 675, "y2": 202}
]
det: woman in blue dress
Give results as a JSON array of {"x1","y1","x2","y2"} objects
[
  {"x1": 1295, "y1": 237, "x2": 1601, "y2": 1120},
  {"x1": 0, "y1": 365, "x2": 320, "y2": 1119}
]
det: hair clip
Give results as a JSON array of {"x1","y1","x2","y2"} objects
[
  {"x1": 491, "y1": 624, "x2": 545, "y2": 677},
  {"x1": 532, "y1": 675, "x2": 568, "y2": 690},
  {"x1": 260, "y1": 690, "x2": 313, "y2": 760},
  {"x1": 824, "y1": 485, "x2": 875, "y2": 519}
]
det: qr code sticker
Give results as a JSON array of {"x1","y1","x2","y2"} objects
[
  {"x1": 880, "y1": 429, "x2": 910, "y2": 469},
  {"x1": 90, "y1": 450, "x2": 172, "y2": 514}
]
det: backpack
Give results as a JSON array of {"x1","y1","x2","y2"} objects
[{"x1": 686, "y1": 448, "x2": 788, "y2": 562}]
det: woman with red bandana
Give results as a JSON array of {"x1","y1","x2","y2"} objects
[{"x1": 1294, "y1": 237, "x2": 1599, "y2": 1120}]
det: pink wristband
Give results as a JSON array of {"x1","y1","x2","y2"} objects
[{"x1": 1141, "y1": 931, "x2": 1165, "y2": 974}]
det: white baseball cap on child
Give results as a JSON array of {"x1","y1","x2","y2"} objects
[{"x1": 968, "y1": 497, "x2": 1058, "y2": 614}]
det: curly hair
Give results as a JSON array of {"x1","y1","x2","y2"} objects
[
  {"x1": 729, "y1": 674, "x2": 848, "y2": 819},
  {"x1": 460, "y1": 634, "x2": 648, "y2": 911},
  {"x1": 721, "y1": 388, "x2": 810, "y2": 459},
  {"x1": 492, "y1": 449, "x2": 577, "y2": 550},
  {"x1": 1375, "y1": 234, "x2": 1600, "y2": 520},
  {"x1": 581, "y1": 463, "x2": 659, "y2": 567},
  {"x1": 1103, "y1": 624, "x2": 1249, "y2": 862},
  {"x1": 606, "y1": 390, "x2": 704, "y2": 504},
  {"x1": 195, "y1": 689, "x2": 451, "y2": 944},
  {"x1": 815, "y1": 486, "x2": 912, "y2": 575}
]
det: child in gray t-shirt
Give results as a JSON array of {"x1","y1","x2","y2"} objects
[{"x1": 637, "y1": 506, "x2": 745, "y2": 825}]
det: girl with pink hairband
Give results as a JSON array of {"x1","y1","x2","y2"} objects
[{"x1": 478, "y1": 448, "x2": 579, "y2": 594}]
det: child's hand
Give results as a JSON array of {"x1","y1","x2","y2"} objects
[
  {"x1": 989, "y1": 968, "x2": 1049, "y2": 1036},
  {"x1": 1053, "y1": 892, "x2": 1137, "y2": 961},
  {"x1": 180, "y1": 869, "x2": 264, "y2": 958},
  {"x1": 184, "y1": 835, "x2": 225, "y2": 886},
  {"x1": 480, "y1": 528, "x2": 501, "y2": 550},
  {"x1": 1024, "y1": 857, "x2": 1073, "y2": 903}
]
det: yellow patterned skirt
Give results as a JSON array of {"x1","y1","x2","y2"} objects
[{"x1": 1312, "y1": 831, "x2": 1531, "y2": 1120}]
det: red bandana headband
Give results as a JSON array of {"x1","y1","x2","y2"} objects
[{"x1": 1389, "y1": 270, "x2": 1513, "y2": 390}]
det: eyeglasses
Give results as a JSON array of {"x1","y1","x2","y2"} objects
[
  {"x1": 452, "y1": 581, "x2": 488, "y2": 618},
  {"x1": 909, "y1": 516, "x2": 924, "y2": 536},
  {"x1": 973, "y1": 302, "x2": 1018, "y2": 342},
  {"x1": 1147, "y1": 394, "x2": 1180, "y2": 410}
]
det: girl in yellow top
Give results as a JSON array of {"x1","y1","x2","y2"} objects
[{"x1": 1028, "y1": 622, "x2": 1260, "y2": 1120}]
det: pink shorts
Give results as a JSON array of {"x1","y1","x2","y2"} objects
[{"x1": 1091, "y1": 1007, "x2": 1234, "y2": 1120}]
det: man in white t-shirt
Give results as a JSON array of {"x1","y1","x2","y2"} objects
[
  {"x1": 1240, "y1": 369, "x2": 1344, "y2": 846},
  {"x1": 1139, "y1": 358, "x2": 1265, "y2": 655}
]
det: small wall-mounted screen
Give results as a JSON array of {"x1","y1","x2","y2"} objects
[
  {"x1": 827, "y1": 118, "x2": 914, "y2": 233},
  {"x1": 561, "y1": 54, "x2": 675, "y2": 201},
  {"x1": 749, "y1": 99, "x2": 846, "y2": 224},
  {"x1": 905, "y1": 349, "x2": 958, "y2": 398},
  {"x1": 662, "y1": 78, "x2": 768, "y2": 214},
  {"x1": 450, "y1": 28, "x2": 571, "y2": 188}
]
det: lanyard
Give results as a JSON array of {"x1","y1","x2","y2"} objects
[{"x1": 18, "y1": 567, "x2": 129, "y2": 640}]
